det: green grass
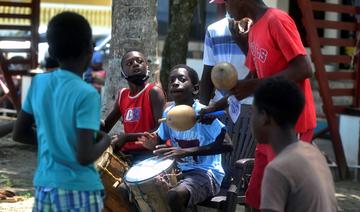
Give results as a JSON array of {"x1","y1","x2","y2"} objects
[
  {"x1": 17, "y1": 191, "x2": 34, "y2": 199},
  {"x1": 0, "y1": 174, "x2": 13, "y2": 187}
]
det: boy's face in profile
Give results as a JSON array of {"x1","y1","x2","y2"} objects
[
  {"x1": 168, "y1": 68, "x2": 195, "y2": 102},
  {"x1": 121, "y1": 51, "x2": 148, "y2": 77}
]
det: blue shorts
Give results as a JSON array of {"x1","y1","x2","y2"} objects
[{"x1": 33, "y1": 187, "x2": 104, "y2": 212}]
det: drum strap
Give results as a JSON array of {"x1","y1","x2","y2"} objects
[{"x1": 97, "y1": 151, "x2": 129, "y2": 187}]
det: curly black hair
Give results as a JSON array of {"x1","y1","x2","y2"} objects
[
  {"x1": 170, "y1": 64, "x2": 199, "y2": 86},
  {"x1": 46, "y1": 12, "x2": 92, "y2": 61},
  {"x1": 254, "y1": 77, "x2": 305, "y2": 128}
]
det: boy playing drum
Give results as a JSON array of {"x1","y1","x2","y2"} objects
[
  {"x1": 139, "y1": 64, "x2": 232, "y2": 211},
  {"x1": 101, "y1": 50, "x2": 166, "y2": 163}
]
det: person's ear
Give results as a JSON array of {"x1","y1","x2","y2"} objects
[{"x1": 193, "y1": 83, "x2": 200, "y2": 95}]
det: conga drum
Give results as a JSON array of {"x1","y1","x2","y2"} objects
[
  {"x1": 96, "y1": 146, "x2": 131, "y2": 212},
  {"x1": 125, "y1": 157, "x2": 179, "y2": 212}
]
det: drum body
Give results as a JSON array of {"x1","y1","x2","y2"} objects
[
  {"x1": 96, "y1": 147, "x2": 131, "y2": 212},
  {"x1": 125, "y1": 157, "x2": 178, "y2": 212}
]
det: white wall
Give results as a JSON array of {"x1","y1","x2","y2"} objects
[
  {"x1": 264, "y1": 0, "x2": 277, "y2": 8},
  {"x1": 264, "y1": 0, "x2": 289, "y2": 11}
]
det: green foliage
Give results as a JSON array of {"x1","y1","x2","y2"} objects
[
  {"x1": 0, "y1": 174, "x2": 13, "y2": 187},
  {"x1": 160, "y1": 0, "x2": 198, "y2": 97}
]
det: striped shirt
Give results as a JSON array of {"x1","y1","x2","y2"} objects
[{"x1": 203, "y1": 17, "x2": 253, "y2": 105}]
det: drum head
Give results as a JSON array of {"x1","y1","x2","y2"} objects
[{"x1": 125, "y1": 157, "x2": 174, "y2": 183}]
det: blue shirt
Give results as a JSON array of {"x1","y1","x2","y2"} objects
[
  {"x1": 22, "y1": 69, "x2": 103, "y2": 191},
  {"x1": 158, "y1": 100, "x2": 225, "y2": 185}
]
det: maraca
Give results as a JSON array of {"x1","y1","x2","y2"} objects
[
  {"x1": 211, "y1": 62, "x2": 238, "y2": 91},
  {"x1": 158, "y1": 105, "x2": 225, "y2": 131}
]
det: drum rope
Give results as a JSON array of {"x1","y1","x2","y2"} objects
[
  {"x1": 97, "y1": 165, "x2": 124, "y2": 184},
  {"x1": 97, "y1": 151, "x2": 129, "y2": 184}
]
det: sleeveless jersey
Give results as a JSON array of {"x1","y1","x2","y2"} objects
[{"x1": 118, "y1": 83, "x2": 156, "y2": 152}]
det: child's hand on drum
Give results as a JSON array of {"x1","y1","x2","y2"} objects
[
  {"x1": 153, "y1": 145, "x2": 188, "y2": 161},
  {"x1": 137, "y1": 132, "x2": 158, "y2": 150}
]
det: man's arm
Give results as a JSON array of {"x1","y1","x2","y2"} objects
[
  {"x1": 230, "y1": 56, "x2": 312, "y2": 100},
  {"x1": 276, "y1": 55, "x2": 313, "y2": 81},
  {"x1": 200, "y1": 70, "x2": 257, "y2": 114},
  {"x1": 199, "y1": 65, "x2": 215, "y2": 105},
  {"x1": 13, "y1": 110, "x2": 37, "y2": 145}
]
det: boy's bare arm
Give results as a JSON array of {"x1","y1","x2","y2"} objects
[
  {"x1": 137, "y1": 132, "x2": 164, "y2": 151},
  {"x1": 149, "y1": 85, "x2": 166, "y2": 131},
  {"x1": 12, "y1": 110, "x2": 37, "y2": 145},
  {"x1": 154, "y1": 128, "x2": 232, "y2": 159},
  {"x1": 76, "y1": 129, "x2": 110, "y2": 166},
  {"x1": 101, "y1": 95, "x2": 121, "y2": 133}
]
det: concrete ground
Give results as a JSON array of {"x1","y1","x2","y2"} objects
[{"x1": 314, "y1": 138, "x2": 360, "y2": 212}]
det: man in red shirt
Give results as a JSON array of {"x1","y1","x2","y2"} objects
[{"x1": 202, "y1": 0, "x2": 316, "y2": 210}]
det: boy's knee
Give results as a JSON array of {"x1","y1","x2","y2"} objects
[
  {"x1": 167, "y1": 188, "x2": 189, "y2": 207},
  {"x1": 167, "y1": 190, "x2": 178, "y2": 203}
]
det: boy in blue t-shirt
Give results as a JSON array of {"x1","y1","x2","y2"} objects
[
  {"x1": 139, "y1": 64, "x2": 232, "y2": 211},
  {"x1": 13, "y1": 12, "x2": 110, "y2": 211}
]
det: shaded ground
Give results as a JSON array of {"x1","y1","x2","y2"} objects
[
  {"x1": 0, "y1": 123, "x2": 359, "y2": 211},
  {"x1": 0, "y1": 131, "x2": 35, "y2": 212}
]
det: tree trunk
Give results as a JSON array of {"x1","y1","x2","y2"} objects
[
  {"x1": 102, "y1": 0, "x2": 158, "y2": 133},
  {"x1": 160, "y1": 0, "x2": 197, "y2": 95}
]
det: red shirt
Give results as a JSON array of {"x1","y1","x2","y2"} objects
[
  {"x1": 118, "y1": 83, "x2": 156, "y2": 152},
  {"x1": 244, "y1": 8, "x2": 317, "y2": 209},
  {"x1": 246, "y1": 8, "x2": 316, "y2": 133}
]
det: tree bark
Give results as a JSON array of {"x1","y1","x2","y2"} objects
[
  {"x1": 102, "y1": 0, "x2": 158, "y2": 133},
  {"x1": 160, "y1": 0, "x2": 197, "y2": 95}
]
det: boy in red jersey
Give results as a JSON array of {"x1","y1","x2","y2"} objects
[{"x1": 102, "y1": 50, "x2": 166, "y2": 162}]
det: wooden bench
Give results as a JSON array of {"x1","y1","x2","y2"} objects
[{"x1": 0, "y1": 0, "x2": 40, "y2": 111}]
